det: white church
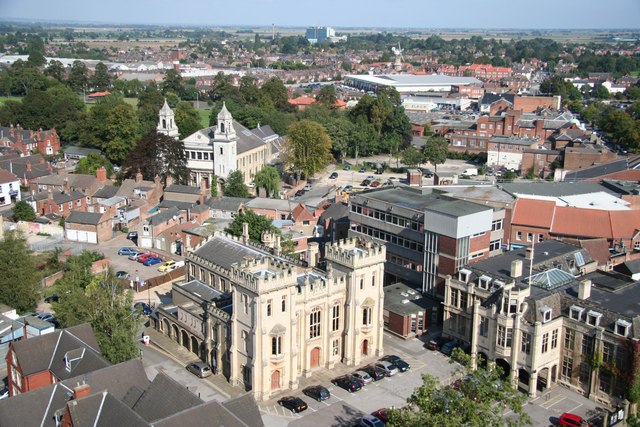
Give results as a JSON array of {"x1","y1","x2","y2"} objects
[{"x1": 157, "y1": 100, "x2": 283, "y2": 188}]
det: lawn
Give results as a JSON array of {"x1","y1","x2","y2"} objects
[
  {"x1": 197, "y1": 108, "x2": 211, "y2": 128},
  {"x1": 0, "y1": 96, "x2": 23, "y2": 106}
]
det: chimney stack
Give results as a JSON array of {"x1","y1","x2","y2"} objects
[
  {"x1": 242, "y1": 222, "x2": 249, "y2": 243},
  {"x1": 510, "y1": 259, "x2": 523, "y2": 278},
  {"x1": 578, "y1": 279, "x2": 591, "y2": 300},
  {"x1": 135, "y1": 170, "x2": 143, "y2": 184},
  {"x1": 47, "y1": 188, "x2": 53, "y2": 200},
  {"x1": 165, "y1": 175, "x2": 173, "y2": 188},
  {"x1": 308, "y1": 242, "x2": 319, "y2": 267},
  {"x1": 73, "y1": 383, "x2": 91, "y2": 400},
  {"x1": 525, "y1": 247, "x2": 533, "y2": 260},
  {"x1": 274, "y1": 233, "x2": 281, "y2": 256},
  {"x1": 95, "y1": 166, "x2": 107, "y2": 182},
  {"x1": 63, "y1": 177, "x2": 70, "y2": 194},
  {"x1": 26, "y1": 161, "x2": 31, "y2": 172}
]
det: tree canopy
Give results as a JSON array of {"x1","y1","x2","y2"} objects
[
  {"x1": 75, "y1": 152, "x2": 113, "y2": 177},
  {"x1": 285, "y1": 119, "x2": 333, "y2": 178},
  {"x1": 122, "y1": 130, "x2": 189, "y2": 184},
  {"x1": 253, "y1": 166, "x2": 281, "y2": 198},
  {"x1": 223, "y1": 170, "x2": 250, "y2": 197},
  {"x1": 225, "y1": 209, "x2": 277, "y2": 242},
  {"x1": 13, "y1": 200, "x2": 36, "y2": 222},
  {"x1": 423, "y1": 137, "x2": 449, "y2": 171},
  {"x1": 0, "y1": 231, "x2": 39, "y2": 313}
]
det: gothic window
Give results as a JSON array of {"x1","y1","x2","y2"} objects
[
  {"x1": 309, "y1": 308, "x2": 321, "y2": 339},
  {"x1": 362, "y1": 307, "x2": 372, "y2": 326},
  {"x1": 271, "y1": 336, "x2": 282, "y2": 356}
]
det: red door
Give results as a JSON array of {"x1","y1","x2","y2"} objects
[
  {"x1": 361, "y1": 339, "x2": 369, "y2": 356},
  {"x1": 310, "y1": 347, "x2": 321, "y2": 368},
  {"x1": 271, "y1": 370, "x2": 280, "y2": 390}
]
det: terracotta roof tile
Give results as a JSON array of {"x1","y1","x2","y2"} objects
[
  {"x1": 551, "y1": 207, "x2": 613, "y2": 238},
  {"x1": 511, "y1": 198, "x2": 555, "y2": 228}
]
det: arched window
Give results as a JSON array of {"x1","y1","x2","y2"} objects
[
  {"x1": 271, "y1": 336, "x2": 282, "y2": 356},
  {"x1": 309, "y1": 308, "x2": 321, "y2": 339},
  {"x1": 362, "y1": 307, "x2": 372, "y2": 326}
]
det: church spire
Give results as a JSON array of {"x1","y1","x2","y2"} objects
[{"x1": 157, "y1": 98, "x2": 179, "y2": 139}]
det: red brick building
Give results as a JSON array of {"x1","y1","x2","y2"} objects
[{"x1": 0, "y1": 124, "x2": 61, "y2": 156}]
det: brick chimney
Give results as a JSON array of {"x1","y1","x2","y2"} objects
[
  {"x1": 578, "y1": 279, "x2": 591, "y2": 300},
  {"x1": 63, "y1": 177, "x2": 70, "y2": 194},
  {"x1": 95, "y1": 166, "x2": 107, "y2": 182},
  {"x1": 9, "y1": 124, "x2": 14, "y2": 138},
  {"x1": 135, "y1": 170, "x2": 143, "y2": 184},
  {"x1": 165, "y1": 175, "x2": 173, "y2": 188},
  {"x1": 48, "y1": 188, "x2": 53, "y2": 200},
  {"x1": 26, "y1": 161, "x2": 31, "y2": 172},
  {"x1": 73, "y1": 383, "x2": 91, "y2": 400}
]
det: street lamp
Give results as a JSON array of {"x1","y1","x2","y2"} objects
[{"x1": 135, "y1": 270, "x2": 139, "y2": 293}]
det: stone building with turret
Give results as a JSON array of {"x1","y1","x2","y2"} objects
[{"x1": 153, "y1": 228, "x2": 386, "y2": 401}]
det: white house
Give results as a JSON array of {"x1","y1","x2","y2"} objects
[{"x1": 0, "y1": 169, "x2": 20, "y2": 206}]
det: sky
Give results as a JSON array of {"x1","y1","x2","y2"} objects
[{"x1": 2, "y1": 0, "x2": 640, "y2": 29}]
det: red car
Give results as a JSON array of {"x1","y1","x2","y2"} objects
[
  {"x1": 137, "y1": 253, "x2": 157, "y2": 263},
  {"x1": 370, "y1": 181, "x2": 381, "y2": 188},
  {"x1": 559, "y1": 413, "x2": 591, "y2": 427},
  {"x1": 372, "y1": 408, "x2": 389, "y2": 423}
]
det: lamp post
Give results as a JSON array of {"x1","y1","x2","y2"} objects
[{"x1": 135, "y1": 270, "x2": 139, "y2": 293}]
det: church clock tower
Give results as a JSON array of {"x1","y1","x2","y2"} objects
[
  {"x1": 157, "y1": 99, "x2": 180, "y2": 139},
  {"x1": 213, "y1": 102, "x2": 238, "y2": 180}
]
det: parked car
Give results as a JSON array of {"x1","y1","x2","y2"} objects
[
  {"x1": 360, "y1": 179, "x2": 371, "y2": 186},
  {"x1": 371, "y1": 408, "x2": 389, "y2": 423},
  {"x1": 559, "y1": 412, "x2": 592, "y2": 427},
  {"x1": 278, "y1": 396, "x2": 308, "y2": 413},
  {"x1": 357, "y1": 414, "x2": 386, "y2": 427},
  {"x1": 137, "y1": 253, "x2": 156, "y2": 263},
  {"x1": 134, "y1": 302, "x2": 152, "y2": 316},
  {"x1": 143, "y1": 256, "x2": 163, "y2": 266},
  {"x1": 0, "y1": 386, "x2": 8, "y2": 400},
  {"x1": 351, "y1": 370, "x2": 373, "y2": 385},
  {"x1": 343, "y1": 165, "x2": 351, "y2": 171},
  {"x1": 118, "y1": 247, "x2": 139, "y2": 256},
  {"x1": 330, "y1": 172, "x2": 339, "y2": 179},
  {"x1": 426, "y1": 335, "x2": 449, "y2": 351},
  {"x1": 158, "y1": 260, "x2": 177, "y2": 272},
  {"x1": 115, "y1": 271, "x2": 130, "y2": 280},
  {"x1": 44, "y1": 294, "x2": 59, "y2": 303},
  {"x1": 127, "y1": 231, "x2": 138, "y2": 241},
  {"x1": 186, "y1": 361, "x2": 212, "y2": 378},
  {"x1": 303, "y1": 184, "x2": 313, "y2": 191},
  {"x1": 343, "y1": 185, "x2": 353, "y2": 192},
  {"x1": 331, "y1": 375, "x2": 363, "y2": 393},
  {"x1": 302, "y1": 385, "x2": 330, "y2": 401},
  {"x1": 359, "y1": 167, "x2": 367, "y2": 173},
  {"x1": 375, "y1": 361, "x2": 399, "y2": 377},
  {"x1": 361, "y1": 364, "x2": 386, "y2": 381},
  {"x1": 128, "y1": 252, "x2": 144, "y2": 261},
  {"x1": 370, "y1": 181, "x2": 381, "y2": 188},
  {"x1": 380, "y1": 355, "x2": 410, "y2": 372},
  {"x1": 421, "y1": 168, "x2": 434, "y2": 177},
  {"x1": 440, "y1": 340, "x2": 459, "y2": 356}
]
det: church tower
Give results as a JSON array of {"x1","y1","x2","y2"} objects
[
  {"x1": 157, "y1": 99, "x2": 180, "y2": 139},
  {"x1": 213, "y1": 102, "x2": 238, "y2": 180}
]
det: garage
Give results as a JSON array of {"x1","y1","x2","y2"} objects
[
  {"x1": 66, "y1": 229, "x2": 97, "y2": 243},
  {"x1": 64, "y1": 211, "x2": 105, "y2": 245}
]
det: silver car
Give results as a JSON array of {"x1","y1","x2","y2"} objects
[
  {"x1": 186, "y1": 361, "x2": 212, "y2": 378},
  {"x1": 352, "y1": 370, "x2": 373, "y2": 385},
  {"x1": 375, "y1": 361, "x2": 399, "y2": 377}
]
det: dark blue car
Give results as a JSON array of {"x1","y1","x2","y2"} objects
[{"x1": 143, "y1": 256, "x2": 163, "y2": 266}]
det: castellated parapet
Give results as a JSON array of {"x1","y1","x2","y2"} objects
[
  {"x1": 231, "y1": 256, "x2": 298, "y2": 294},
  {"x1": 325, "y1": 237, "x2": 386, "y2": 269}
]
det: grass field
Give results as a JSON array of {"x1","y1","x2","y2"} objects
[
  {"x1": 197, "y1": 108, "x2": 211, "y2": 128},
  {"x1": 0, "y1": 96, "x2": 23, "y2": 106}
]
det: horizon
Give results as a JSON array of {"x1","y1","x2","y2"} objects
[{"x1": 2, "y1": 0, "x2": 640, "y2": 31}]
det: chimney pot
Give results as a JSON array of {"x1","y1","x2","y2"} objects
[
  {"x1": 511, "y1": 259, "x2": 523, "y2": 278},
  {"x1": 578, "y1": 279, "x2": 591, "y2": 300},
  {"x1": 525, "y1": 247, "x2": 533, "y2": 260},
  {"x1": 73, "y1": 383, "x2": 91, "y2": 400}
]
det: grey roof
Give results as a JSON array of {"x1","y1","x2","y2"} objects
[
  {"x1": 251, "y1": 124, "x2": 276, "y2": 139},
  {"x1": 178, "y1": 279, "x2": 228, "y2": 302},
  {"x1": 186, "y1": 119, "x2": 268, "y2": 155},
  {"x1": 501, "y1": 182, "x2": 614, "y2": 197},
  {"x1": 92, "y1": 184, "x2": 119, "y2": 199},
  {"x1": 69, "y1": 392, "x2": 149, "y2": 427},
  {"x1": 220, "y1": 393, "x2": 265, "y2": 427},
  {"x1": 245, "y1": 197, "x2": 294, "y2": 211},
  {"x1": 33, "y1": 173, "x2": 100, "y2": 191},
  {"x1": 563, "y1": 157, "x2": 639, "y2": 181},
  {"x1": 0, "y1": 154, "x2": 52, "y2": 181},
  {"x1": 384, "y1": 283, "x2": 437, "y2": 316},
  {"x1": 193, "y1": 235, "x2": 266, "y2": 270},
  {"x1": 66, "y1": 211, "x2": 106, "y2": 225},
  {"x1": 205, "y1": 196, "x2": 250, "y2": 212},
  {"x1": 426, "y1": 197, "x2": 491, "y2": 217},
  {"x1": 147, "y1": 207, "x2": 181, "y2": 226},
  {"x1": 64, "y1": 146, "x2": 102, "y2": 157},
  {"x1": 480, "y1": 93, "x2": 515, "y2": 106},
  {"x1": 158, "y1": 199, "x2": 195, "y2": 210},
  {"x1": 319, "y1": 202, "x2": 349, "y2": 222},
  {"x1": 165, "y1": 184, "x2": 201, "y2": 195},
  {"x1": 489, "y1": 135, "x2": 540, "y2": 145},
  {"x1": 131, "y1": 371, "x2": 203, "y2": 422},
  {"x1": 154, "y1": 396, "x2": 262, "y2": 427},
  {"x1": 11, "y1": 323, "x2": 106, "y2": 377}
]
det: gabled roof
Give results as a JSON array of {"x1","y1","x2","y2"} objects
[
  {"x1": 291, "y1": 203, "x2": 315, "y2": 223},
  {"x1": 147, "y1": 207, "x2": 182, "y2": 226},
  {"x1": 68, "y1": 392, "x2": 149, "y2": 427},
  {"x1": 66, "y1": 211, "x2": 107, "y2": 226},
  {"x1": 0, "y1": 168, "x2": 18, "y2": 184},
  {"x1": 165, "y1": 184, "x2": 200, "y2": 195},
  {"x1": 131, "y1": 371, "x2": 202, "y2": 422},
  {"x1": 205, "y1": 196, "x2": 249, "y2": 212},
  {"x1": 511, "y1": 198, "x2": 556, "y2": 228}
]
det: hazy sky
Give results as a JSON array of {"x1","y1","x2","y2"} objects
[{"x1": 2, "y1": 0, "x2": 640, "y2": 29}]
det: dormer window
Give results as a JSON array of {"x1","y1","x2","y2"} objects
[
  {"x1": 569, "y1": 305, "x2": 584, "y2": 321},
  {"x1": 541, "y1": 306, "x2": 552, "y2": 323},
  {"x1": 586, "y1": 310, "x2": 602, "y2": 327},
  {"x1": 478, "y1": 275, "x2": 491, "y2": 290},
  {"x1": 615, "y1": 319, "x2": 631, "y2": 337},
  {"x1": 458, "y1": 269, "x2": 472, "y2": 283}
]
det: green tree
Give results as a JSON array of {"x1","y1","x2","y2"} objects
[
  {"x1": 26, "y1": 35, "x2": 46, "y2": 67},
  {"x1": 13, "y1": 200, "x2": 36, "y2": 221},
  {"x1": 210, "y1": 174, "x2": 218, "y2": 197},
  {"x1": 67, "y1": 60, "x2": 89, "y2": 93},
  {"x1": 122, "y1": 130, "x2": 189, "y2": 184},
  {"x1": 388, "y1": 351, "x2": 531, "y2": 427},
  {"x1": 174, "y1": 101, "x2": 201, "y2": 139},
  {"x1": 239, "y1": 75, "x2": 261, "y2": 104},
  {"x1": 254, "y1": 166, "x2": 281, "y2": 198},
  {"x1": 260, "y1": 77, "x2": 292, "y2": 111},
  {"x1": 401, "y1": 145, "x2": 423, "y2": 168},
  {"x1": 225, "y1": 209, "x2": 277, "y2": 242},
  {"x1": 593, "y1": 85, "x2": 611, "y2": 100},
  {"x1": 45, "y1": 60, "x2": 66, "y2": 83},
  {"x1": 285, "y1": 120, "x2": 333, "y2": 178},
  {"x1": 0, "y1": 231, "x2": 39, "y2": 313},
  {"x1": 422, "y1": 136, "x2": 449, "y2": 171},
  {"x1": 54, "y1": 264, "x2": 139, "y2": 364},
  {"x1": 316, "y1": 85, "x2": 337, "y2": 106},
  {"x1": 90, "y1": 62, "x2": 111, "y2": 91},
  {"x1": 137, "y1": 83, "x2": 165, "y2": 134},
  {"x1": 162, "y1": 69, "x2": 183, "y2": 96},
  {"x1": 75, "y1": 152, "x2": 114, "y2": 176},
  {"x1": 223, "y1": 170, "x2": 250, "y2": 197}
]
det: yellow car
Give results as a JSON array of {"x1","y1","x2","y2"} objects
[{"x1": 158, "y1": 260, "x2": 176, "y2": 272}]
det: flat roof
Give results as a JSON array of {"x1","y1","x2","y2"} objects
[
  {"x1": 346, "y1": 74, "x2": 482, "y2": 87},
  {"x1": 384, "y1": 283, "x2": 438, "y2": 316}
]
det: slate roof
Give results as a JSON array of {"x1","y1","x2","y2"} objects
[
  {"x1": 165, "y1": 184, "x2": 201, "y2": 195},
  {"x1": 319, "y1": 202, "x2": 349, "y2": 223},
  {"x1": 147, "y1": 207, "x2": 181, "y2": 226},
  {"x1": 131, "y1": 371, "x2": 203, "y2": 423},
  {"x1": 92, "y1": 184, "x2": 119, "y2": 199},
  {"x1": 205, "y1": 196, "x2": 250, "y2": 212},
  {"x1": 185, "y1": 119, "x2": 268, "y2": 155},
  {"x1": 480, "y1": 93, "x2": 515, "y2": 106},
  {"x1": 245, "y1": 197, "x2": 294, "y2": 211},
  {"x1": 563, "y1": 157, "x2": 640, "y2": 181},
  {"x1": 0, "y1": 168, "x2": 18, "y2": 184},
  {"x1": 66, "y1": 211, "x2": 106, "y2": 226},
  {"x1": 193, "y1": 235, "x2": 266, "y2": 270},
  {"x1": 153, "y1": 394, "x2": 264, "y2": 427},
  {"x1": 158, "y1": 199, "x2": 195, "y2": 210},
  {"x1": 11, "y1": 323, "x2": 106, "y2": 378},
  {"x1": 69, "y1": 392, "x2": 149, "y2": 427}
]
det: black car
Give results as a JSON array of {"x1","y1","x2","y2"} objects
[
  {"x1": 332, "y1": 375, "x2": 363, "y2": 393},
  {"x1": 127, "y1": 231, "x2": 138, "y2": 241},
  {"x1": 360, "y1": 365, "x2": 386, "y2": 381},
  {"x1": 302, "y1": 385, "x2": 330, "y2": 401},
  {"x1": 278, "y1": 396, "x2": 308, "y2": 413},
  {"x1": 329, "y1": 172, "x2": 339, "y2": 179},
  {"x1": 44, "y1": 294, "x2": 59, "y2": 303},
  {"x1": 134, "y1": 302, "x2": 152, "y2": 316},
  {"x1": 360, "y1": 179, "x2": 371, "y2": 186},
  {"x1": 380, "y1": 355, "x2": 410, "y2": 372},
  {"x1": 421, "y1": 168, "x2": 434, "y2": 177}
]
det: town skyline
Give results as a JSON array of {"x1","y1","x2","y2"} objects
[{"x1": 3, "y1": 0, "x2": 640, "y2": 30}]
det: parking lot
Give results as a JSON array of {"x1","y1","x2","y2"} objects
[{"x1": 259, "y1": 332, "x2": 602, "y2": 427}]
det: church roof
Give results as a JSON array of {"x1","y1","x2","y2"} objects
[{"x1": 159, "y1": 99, "x2": 173, "y2": 115}]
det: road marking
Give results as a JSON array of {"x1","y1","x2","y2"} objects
[
  {"x1": 541, "y1": 395, "x2": 565, "y2": 409},
  {"x1": 566, "y1": 402, "x2": 583, "y2": 414}
]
